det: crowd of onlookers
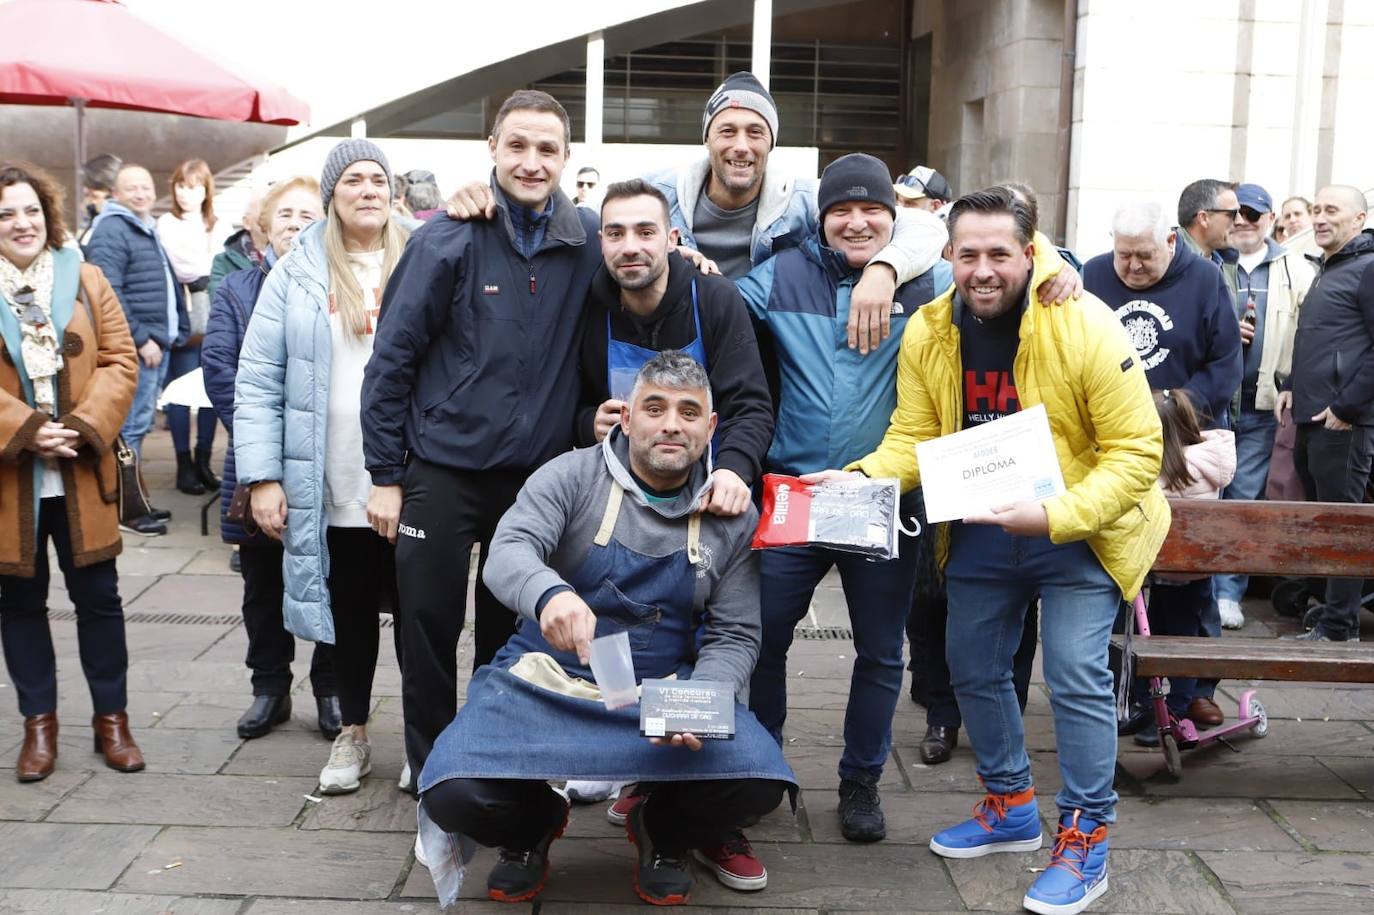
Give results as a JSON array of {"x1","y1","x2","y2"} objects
[{"x1": 0, "y1": 68, "x2": 1369, "y2": 915}]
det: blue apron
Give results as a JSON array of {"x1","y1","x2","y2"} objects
[
  {"x1": 418, "y1": 481, "x2": 796, "y2": 792},
  {"x1": 606, "y1": 278, "x2": 708, "y2": 401}
]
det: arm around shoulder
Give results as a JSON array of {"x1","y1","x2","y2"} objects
[{"x1": 876, "y1": 207, "x2": 947, "y2": 284}]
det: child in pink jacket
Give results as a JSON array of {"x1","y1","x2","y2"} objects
[{"x1": 1133, "y1": 389, "x2": 1235, "y2": 743}]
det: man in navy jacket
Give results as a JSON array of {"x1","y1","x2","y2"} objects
[
  {"x1": 1084, "y1": 200, "x2": 1242, "y2": 426},
  {"x1": 361, "y1": 90, "x2": 602, "y2": 781}
]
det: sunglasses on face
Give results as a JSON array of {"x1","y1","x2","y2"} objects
[
  {"x1": 1205, "y1": 207, "x2": 1240, "y2": 221},
  {"x1": 1237, "y1": 207, "x2": 1267, "y2": 223}
]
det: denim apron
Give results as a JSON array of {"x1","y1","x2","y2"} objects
[
  {"x1": 606, "y1": 278, "x2": 708, "y2": 400},
  {"x1": 418, "y1": 481, "x2": 797, "y2": 792}
]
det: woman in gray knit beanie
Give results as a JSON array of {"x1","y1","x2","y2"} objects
[
  {"x1": 319, "y1": 138, "x2": 393, "y2": 214},
  {"x1": 236, "y1": 135, "x2": 410, "y2": 802}
]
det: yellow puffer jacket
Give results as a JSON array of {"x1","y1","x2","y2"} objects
[{"x1": 850, "y1": 245, "x2": 1170, "y2": 600}]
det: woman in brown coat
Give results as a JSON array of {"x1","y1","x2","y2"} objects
[{"x1": 0, "y1": 162, "x2": 143, "y2": 781}]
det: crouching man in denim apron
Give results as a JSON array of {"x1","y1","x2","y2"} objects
[{"x1": 417, "y1": 351, "x2": 796, "y2": 907}]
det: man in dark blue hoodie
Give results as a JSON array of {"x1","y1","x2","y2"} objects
[{"x1": 1083, "y1": 200, "x2": 1242, "y2": 426}]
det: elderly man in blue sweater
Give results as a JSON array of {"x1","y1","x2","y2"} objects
[{"x1": 1084, "y1": 201, "x2": 1242, "y2": 426}]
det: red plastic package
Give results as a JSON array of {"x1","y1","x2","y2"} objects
[{"x1": 751, "y1": 473, "x2": 906, "y2": 559}]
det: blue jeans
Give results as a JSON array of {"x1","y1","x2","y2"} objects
[
  {"x1": 749, "y1": 536, "x2": 918, "y2": 781},
  {"x1": 945, "y1": 523, "x2": 1120, "y2": 824},
  {"x1": 120, "y1": 353, "x2": 170, "y2": 458},
  {"x1": 1214, "y1": 407, "x2": 1278, "y2": 603}
]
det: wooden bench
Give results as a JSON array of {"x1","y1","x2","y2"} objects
[{"x1": 1119, "y1": 499, "x2": 1374, "y2": 683}]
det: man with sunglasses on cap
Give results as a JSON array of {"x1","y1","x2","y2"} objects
[
  {"x1": 1212, "y1": 183, "x2": 1314, "y2": 631},
  {"x1": 895, "y1": 166, "x2": 953, "y2": 215}
]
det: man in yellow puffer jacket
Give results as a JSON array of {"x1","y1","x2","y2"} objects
[{"x1": 812, "y1": 187, "x2": 1168, "y2": 915}]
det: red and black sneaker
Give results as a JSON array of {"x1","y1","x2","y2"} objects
[
  {"x1": 607, "y1": 790, "x2": 644, "y2": 826},
  {"x1": 486, "y1": 791, "x2": 570, "y2": 903},
  {"x1": 625, "y1": 797, "x2": 693, "y2": 905},
  {"x1": 694, "y1": 829, "x2": 767, "y2": 891}
]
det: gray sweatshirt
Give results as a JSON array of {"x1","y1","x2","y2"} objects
[{"x1": 483, "y1": 427, "x2": 762, "y2": 698}]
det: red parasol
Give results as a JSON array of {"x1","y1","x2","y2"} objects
[{"x1": 0, "y1": 0, "x2": 309, "y2": 224}]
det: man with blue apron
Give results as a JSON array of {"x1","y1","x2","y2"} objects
[
  {"x1": 569, "y1": 182, "x2": 777, "y2": 883},
  {"x1": 417, "y1": 352, "x2": 794, "y2": 908}
]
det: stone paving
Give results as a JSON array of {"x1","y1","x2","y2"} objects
[{"x1": 2, "y1": 429, "x2": 1374, "y2": 914}]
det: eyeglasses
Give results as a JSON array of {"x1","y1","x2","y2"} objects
[
  {"x1": 1237, "y1": 207, "x2": 1267, "y2": 223},
  {"x1": 1205, "y1": 207, "x2": 1240, "y2": 221}
]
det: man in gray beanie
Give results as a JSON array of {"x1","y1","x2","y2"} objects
[{"x1": 320, "y1": 138, "x2": 393, "y2": 214}]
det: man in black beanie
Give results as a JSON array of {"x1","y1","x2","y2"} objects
[{"x1": 735, "y1": 153, "x2": 953, "y2": 844}]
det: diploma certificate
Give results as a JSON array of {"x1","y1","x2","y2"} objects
[{"x1": 915, "y1": 404, "x2": 1066, "y2": 523}]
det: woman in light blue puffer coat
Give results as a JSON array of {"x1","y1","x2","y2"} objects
[{"x1": 234, "y1": 139, "x2": 409, "y2": 797}]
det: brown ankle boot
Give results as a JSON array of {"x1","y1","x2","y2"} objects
[
  {"x1": 92, "y1": 712, "x2": 145, "y2": 772},
  {"x1": 17, "y1": 713, "x2": 58, "y2": 781}
]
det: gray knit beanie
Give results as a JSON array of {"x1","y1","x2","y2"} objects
[
  {"x1": 320, "y1": 138, "x2": 393, "y2": 214},
  {"x1": 702, "y1": 71, "x2": 779, "y2": 149}
]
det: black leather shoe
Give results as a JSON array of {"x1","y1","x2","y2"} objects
[
  {"x1": 119, "y1": 513, "x2": 167, "y2": 537},
  {"x1": 919, "y1": 725, "x2": 958, "y2": 765},
  {"x1": 149, "y1": 506, "x2": 172, "y2": 522},
  {"x1": 237, "y1": 695, "x2": 291, "y2": 739},
  {"x1": 316, "y1": 695, "x2": 342, "y2": 739}
]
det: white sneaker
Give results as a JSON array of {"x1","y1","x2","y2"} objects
[
  {"x1": 565, "y1": 779, "x2": 623, "y2": 803},
  {"x1": 1218, "y1": 598, "x2": 1245, "y2": 630},
  {"x1": 414, "y1": 831, "x2": 429, "y2": 868},
  {"x1": 399, "y1": 759, "x2": 412, "y2": 792},
  {"x1": 319, "y1": 728, "x2": 371, "y2": 794}
]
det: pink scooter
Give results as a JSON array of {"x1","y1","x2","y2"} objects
[{"x1": 1130, "y1": 593, "x2": 1269, "y2": 777}]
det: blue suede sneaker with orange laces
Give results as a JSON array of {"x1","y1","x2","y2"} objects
[
  {"x1": 1023, "y1": 810, "x2": 1109, "y2": 915},
  {"x1": 928, "y1": 787, "x2": 1042, "y2": 858}
]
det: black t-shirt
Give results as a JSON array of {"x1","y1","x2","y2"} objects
[{"x1": 959, "y1": 298, "x2": 1024, "y2": 428}]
